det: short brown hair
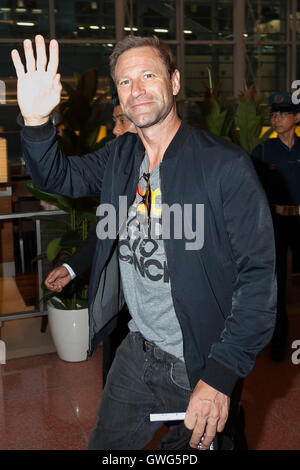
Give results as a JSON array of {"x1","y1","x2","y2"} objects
[{"x1": 110, "y1": 35, "x2": 176, "y2": 83}]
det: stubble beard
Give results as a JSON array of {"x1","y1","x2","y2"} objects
[{"x1": 122, "y1": 85, "x2": 175, "y2": 129}]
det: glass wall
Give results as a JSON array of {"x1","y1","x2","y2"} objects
[
  {"x1": 184, "y1": 0, "x2": 233, "y2": 40},
  {"x1": 246, "y1": 44, "x2": 287, "y2": 94},
  {"x1": 245, "y1": 0, "x2": 287, "y2": 41},
  {"x1": 0, "y1": 0, "x2": 50, "y2": 39},
  {"x1": 125, "y1": 1, "x2": 177, "y2": 39},
  {"x1": 185, "y1": 44, "x2": 233, "y2": 97},
  {"x1": 55, "y1": 0, "x2": 115, "y2": 39},
  {"x1": 1, "y1": 0, "x2": 300, "y2": 160}
]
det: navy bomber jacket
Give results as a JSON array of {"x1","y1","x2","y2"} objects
[{"x1": 19, "y1": 117, "x2": 276, "y2": 397}]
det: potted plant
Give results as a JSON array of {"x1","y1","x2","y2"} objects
[
  {"x1": 27, "y1": 69, "x2": 112, "y2": 361},
  {"x1": 232, "y1": 84, "x2": 273, "y2": 154},
  {"x1": 194, "y1": 67, "x2": 234, "y2": 140},
  {"x1": 27, "y1": 181, "x2": 97, "y2": 361},
  {"x1": 194, "y1": 69, "x2": 273, "y2": 153}
]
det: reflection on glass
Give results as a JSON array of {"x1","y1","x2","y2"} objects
[
  {"x1": 0, "y1": 0, "x2": 50, "y2": 39},
  {"x1": 184, "y1": 0, "x2": 233, "y2": 41},
  {"x1": 297, "y1": 46, "x2": 300, "y2": 80},
  {"x1": 185, "y1": 45, "x2": 233, "y2": 97},
  {"x1": 126, "y1": 1, "x2": 176, "y2": 39},
  {"x1": 59, "y1": 43, "x2": 112, "y2": 79},
  {"x1": 246, "y1": 45, "x2": 286, "y2": 94},
  {"x1": 296, "y1": 1, "x2": 300, "y2": 39},
  {"x1": 245, "y1": 0, "x2": 286, "y2": 41},
  {"x1": 55, "y1": 0, "x2": 115, "y2": 39}
]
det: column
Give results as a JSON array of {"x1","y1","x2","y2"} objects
[{"x1": 233, "y1": 0, "x2": 246, "y2": 97}]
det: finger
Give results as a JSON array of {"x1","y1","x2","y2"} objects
[
  {"x1": 57, "y1": 276, "x2": 71, "y2": 287},
  {"x1": 47, "y1": 39, "x2": 59, "y2": 76},
  {"x1": 23, "y1": 39, "x2": 36, "y2": 73},
  {"x1": 45, "y1": 272, "x2": 59, "y2": 283},
  {"x1": 45, "y1": 270, "x2": 64, "y2": 284},
  {"x1": 216, "y1": 407, "x2": 229, "y2": 433},
  {"x1": 189, "y1": 417, "x2": 207, "y2": 448},
  {"x1": 53, "y1": 284, "x2": 63, "y2": 292},
  {"x1": 11, "y1": 49, "x2": 25, "y2": 78},
  {"x1": 199, "y1": 418, "x2": 217, "y2": 450},
  {"x1": 35, "y1": 35, "x2": 47, "y2": 71},
  {"x1": 53, "y1": 73, "x2": 62, "y2": 94},
  {"x1": 184, "y1": 410, "x2": 197, "y2": 431},
  {"x1": 45, "y1": 281, "x2": 56, "y2": 291}
]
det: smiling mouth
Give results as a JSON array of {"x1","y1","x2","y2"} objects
[{"x1": 130, "y1": 101, "x2": 153, "y2": 109}]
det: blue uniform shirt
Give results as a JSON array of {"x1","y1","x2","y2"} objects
[{"x1": 252, "y1": 136, "x2": 300, "y2": 205}]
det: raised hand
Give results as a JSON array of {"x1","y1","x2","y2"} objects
[
  {"x1": 45, "y1": 266, "x2": 72, "y2": 293},
  {"x1": 11, "y1": 35, "x2": 62, "y2": 126}
]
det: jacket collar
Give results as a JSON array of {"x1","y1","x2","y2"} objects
[{"x1": 134, "y1": 118, "x2": 191, "y2": 162}]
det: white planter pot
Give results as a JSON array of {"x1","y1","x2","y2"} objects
[{"x1": 48, "y1": 301, "x2": 89, "y2": 362}]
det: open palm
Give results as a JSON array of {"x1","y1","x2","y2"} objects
[{"x1": 11, "y1": 35, "x2": 62, "y2": 126}]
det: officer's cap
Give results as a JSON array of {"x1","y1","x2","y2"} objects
[{"x1": 268, "y1": 91, "x2": 300, "y2": 113}]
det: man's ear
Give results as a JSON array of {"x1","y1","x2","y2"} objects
[{"x1": 171, "y1": 69, "x2": 181, "y2": 96}]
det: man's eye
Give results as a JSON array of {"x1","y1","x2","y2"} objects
[
  {"x1": 144, "y1": 73, "x2": 153, "y2": 79},
  {"x1": 119, "y1": 79, "x2": 130, "y2": 86}
]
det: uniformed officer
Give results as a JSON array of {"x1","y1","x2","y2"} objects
[{"x1": 252, "y1": 91, "x2": 300, "y2": 361}]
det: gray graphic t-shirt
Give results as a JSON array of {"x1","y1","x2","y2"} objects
[{"x1": 118, "y1": 154, "x2": 184, "y2": 361}]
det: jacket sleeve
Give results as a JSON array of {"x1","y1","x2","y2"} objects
[
  {"x1": 67, "y1": 229, "x2": 97, "y2": 276},
  {"x1": 19, "y1": 116, "x2": 111, "y2": 198},
  {"x1": 201, "y1": 151, "x2": 277, "y2": 394}
]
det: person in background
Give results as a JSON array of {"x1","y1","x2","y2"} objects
[
  {"x1": 112, "y1": 102, "x2": 136, "y2": 137},
  {"x1": 252, "y1": 92, "x2": 300, "y2": 362},
  {"x1": 45, "y1": 102, "x2": 137, "y2": 386}
]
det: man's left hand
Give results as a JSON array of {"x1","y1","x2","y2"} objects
[{"x1": 184, "y1": 380, "x2": 230, "y2": 450}]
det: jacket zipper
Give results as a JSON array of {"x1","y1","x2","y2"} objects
[{"x1": 159, "y1": 164, "x2": 187, "y2": 368}]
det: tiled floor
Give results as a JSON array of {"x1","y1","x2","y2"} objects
[
  {"x1": 0, "y1": 348, "x2": 103, "y2": 449},
  {"x1": 242, "y1": 312, "x2": 300, "y2": 450},
  {"x1": 0, "y1": 295, "x2": 300, "y2": 449}
]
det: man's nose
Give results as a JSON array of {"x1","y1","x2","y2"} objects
[
  {"x1": 113, "y1": 123, "x2": 121, "y2": 136},
  {"x1": 131, "y1": 78, "x2": 145, "y2": 98}
]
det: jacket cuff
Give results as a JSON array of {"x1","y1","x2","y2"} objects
[
  {"x1": 62, "y1": 263, "x2": 76, "y2": 280},
  {"x1": 17, "y1": 114, "x2": 55, "y2": 141},
  {"x1": 200, "y1": 358, "x2": 239, "y2": 397}
]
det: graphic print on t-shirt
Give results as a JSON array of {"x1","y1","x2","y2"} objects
[{"x1": 119, "y1": 166, "x2": 169, "y2": 284}]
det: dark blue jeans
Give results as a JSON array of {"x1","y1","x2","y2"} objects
[{"x1": 88, "y1": 331, "x2": 195, "y2": 450}]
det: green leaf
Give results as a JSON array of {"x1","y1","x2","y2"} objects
[
  {"x1": 49, "y1": 297, "x2": 69, "y2": 310},
  {"x1": 258, "y1": 127, "x2": 274, "y2": 144},
  {"x1": 76, "y1": 299, "x2": 88, "y2": 308},
  {"x1": 31, "y1": 252, "x2": 47, "y2": 262},
  {"x1": 60, "y1": 230, "x2": 82, "y2": 247},
  {"x1": 61, "y1": 81, "x2": 74, "y2": 97},
  {"x1": 26, "y1": 181, "x2": 72, "y2": 212},
  {"x1": 203, "y1": 98, "x2": 230, "y2": 137},
  {"x1": 73, "y1": 71, "x2": 81, "y2": 84},
  {"x1": 46, "y1": 237, "x2": 62, "y2": 262},
  {"x1": 54, "y1": 195, "x2": 73, "y2": 212},
  {"x1": 85, "y1": 126, "x2": 101, "y2": 149},
  {"x1": 93, "y1": 134, "x2": 114, "y2": 150},
  {"x1": 26, "y1": 181, "x2": 60, "y2": 205},
  {"x1": 76, "y1": 211, "x2": 98, "y2": 224},
  {"x1": 42, "y1": 220, "x2": 70, "y2": 234}
]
